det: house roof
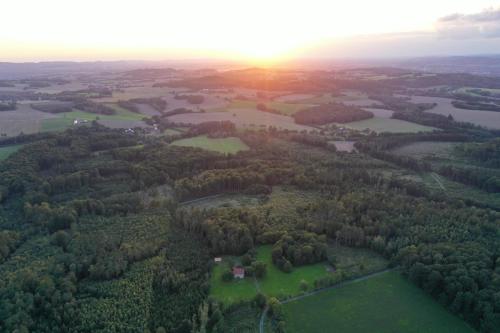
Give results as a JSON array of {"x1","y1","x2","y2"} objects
[{"x1": 232, "y1": 267, "x2": 245, "y2": 275}]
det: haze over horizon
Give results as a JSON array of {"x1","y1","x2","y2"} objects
[{"x1": 1, "y1": 0, "x2": 500, "y2": 64}]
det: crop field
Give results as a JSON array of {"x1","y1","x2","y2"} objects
[
  {"x1": 345, "y1": 117, "x2": 436, "y2": 133},
  {"x1": 167, "y1": 107, "x2": 313, "y2": 131},
  {"x1": 210, "y1": 245, "x2": 387, "y2": 304},
  {"x1": 212, "y1": 99, "x2": 312, "y2": 115},
  {"x1": 410, "y1": 95, "x2": 500, "y2": 129},
  {"x1": 0, "y1": 144, "x2": 23, "y2": 161},
  {"x1": 296, "y1": 91, "x2": 377, "y2": 106},
  {"x1": 0, "y1": 103, "x2": 58, "y2": 136},
  {"x1": 171, "y1": 135, "x2": 249, "y2": 154},
  {"x1": 390, "y1": 141, "x2": 458, "y2": 160},
  {"x1": 283, "y1": 271, "x2": 475, "y2": 333}
]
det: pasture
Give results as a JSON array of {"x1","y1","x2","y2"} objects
[
  {"x1": 171, "y1": 135, "x2": 249, "y2": 154},
  {"x1": 410, "y1": 95, "x2": 500, "y2": 129},
  {"x1": 345, "y1": 117, "x2": 436, "y2": 133},
  {"x1": 0, "y1": 144, "x2": 23, "y2": 161},
  {"x1": 283, "y1": 271, "x2": 475, "y2": 333}
]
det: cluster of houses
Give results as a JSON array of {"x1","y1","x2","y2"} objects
[{"x1": 214, "y1": 257, "x2": 245, "y2": 279}]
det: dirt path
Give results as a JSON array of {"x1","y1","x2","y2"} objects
[
  {"x1": 258, "y1": 268, "x2": 395, "y2": 333},
  {"x1": 431, "y1": 172, "x2": 446, "y2": 192},
  {"x1": 178, "y1": 194, "x2": 224, "y2": 206}
]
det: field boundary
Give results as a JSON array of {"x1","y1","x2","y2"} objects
[{"x1": 259, "y1": 267, "x2": 395, "y2": 333}]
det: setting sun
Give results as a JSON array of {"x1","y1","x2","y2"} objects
[{"x1": 1, "y1": 0, "x2": 498, "y2": 62}]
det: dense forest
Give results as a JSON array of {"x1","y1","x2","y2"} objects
[{"x1": 0, "y1": 119, "x2": 499, "y2": 332}]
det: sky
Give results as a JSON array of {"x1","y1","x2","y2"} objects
[{"x1": 1, "y1": 0, "x2": 500, "y2": 63}]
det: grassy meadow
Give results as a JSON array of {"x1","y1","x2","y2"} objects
[
  {"x1": 0, "y1": 144, "x2": 24, "y2": 161},
  {"x1": 345, "y1": 117, "x2": 436, "y2": 133},
  {"x1": 210, "y1": 245, "x2": 387, "y2": 304},
  {"x1": 171, "y1": 135, "x2": 249, "y2": 154},
  {"x1": 283, "y1": 271, "x2": 475, "y2": 333}
]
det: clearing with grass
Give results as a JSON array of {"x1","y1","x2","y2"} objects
[
  {"x1": 171, "y1": 135, "x2": 249, "y2": 154},
  {"x1": 345, "y1": 117, "x2": 437, "y2": 133},
  {"x1": 0, "y1": 144, "x2": 23, "y2": 161},
  {"x1": 210, "y1": 245, "x2": 387, "y2": 304},
  {"x1": 283, "y1": 271, "x2": 475, "y2": 333}
]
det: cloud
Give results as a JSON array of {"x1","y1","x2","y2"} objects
[{"x1": 436, "y1": 7, "x2": 500, "y2": 39}]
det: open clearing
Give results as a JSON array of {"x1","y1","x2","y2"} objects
[
  {"x1": 329, "y1": 140, "x2": 356, "y2": 152},
  {"x1": 390, "y1": 141, "x2": 458, "y2": 160},
  {"x1": 0, "y1": 144, "x2": 23, "y2": 161},
  {"x1": 210, "y1": 245, "x2": 387, "y2": 304},
  {"x1": 410, "y1": 95, "x2": 500, "y2": 129},
  {"x1": 283, "y1": 271, "x2": 475, "y2": 333},
  {"x1": 171, "y1": 135, "x2": 249, "y2": 154},
  {"x1": 362, "y1": 108, "x2": 394, "y2": 118},
  {"x1": 166, "y1": 107, "x2": 313, "y2": 131},
  {"x1": 345, "y1": 117, "x2": 436, "y2": 133}
]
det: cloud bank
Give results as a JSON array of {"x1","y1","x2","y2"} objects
[{"x1": 436, "y1": 7, "x2": 500, "y2": 39}]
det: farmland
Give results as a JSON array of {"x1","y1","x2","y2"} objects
[
  {"x1": 344, "y1": 116, "x2": 436, "y2": 133},
  {"x1": 390, "y1": 141, "x2": 459, "y2": 161},
  {"x1": 166, "y1": 107, "x2": 313, "y2": 131},
  {"x1": 410, "y1": 95, "x2": 500, "y2": 129},
  {"x1": 171, "y1": 135, "x2": 249, "y2": 154},
  {"x1": 283, "y1": 271, "x2": 475, "y2": 333}
]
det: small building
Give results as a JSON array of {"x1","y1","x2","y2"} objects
[
  {"x1": 232, "y1": 266, "x2": 245, "y2": 279},
  {"x1": 214, "y1": 257, "x2": 222, "y2": 263}
]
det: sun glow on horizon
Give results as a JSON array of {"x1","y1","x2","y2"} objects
[{"x1": 0, "y1": 0, "x2": 497, "y2": 62}]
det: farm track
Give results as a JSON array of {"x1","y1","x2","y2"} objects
[
  {"x1": 178, "y1": 194, "x2": 224, "y2": 206},
  {"x1": 431, "y1": 172, "x2": 447, "y2": 192},
  {"x1": 258, "y1": 268, "x2": 395, "y2": 333}
]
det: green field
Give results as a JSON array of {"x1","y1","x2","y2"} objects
[
  {"x1": 210, "y1": 245, "x2": 387, "y2": 304},
  {"x1": 40, "y1": 106, "x2": 147, "y2": 132},
  {"x1": 345, "y1": 117, "x2": 436, "y2": 133},
  {"x1": 171, "y1": 135, "x2": 249, "y2": 154},
  {"x1": 391, "y1": 141, "x2": 458, "y2": 160},
  {"x1": 283, "y1": 271, "x2": 475, "y2": 333},
  {"x1": 0, "y1": 144, "x2": 23, "y2": 161}
]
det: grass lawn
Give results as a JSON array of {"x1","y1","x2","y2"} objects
[
  {"x1": 171, "y1": 135, "x2": 249, "y2": 154},
  {"x1": 210, "y1": 245, "x2": 388, "y2": 304},
  {"x1": 0, "y1": 144, "x2": 23, "y2": 161},
  {"x1": 283, "y1": 271, "x2": 475, "y2": 333},
  {"x1": 345, "y1": 117, "x2": 436, "y2": 133}
]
